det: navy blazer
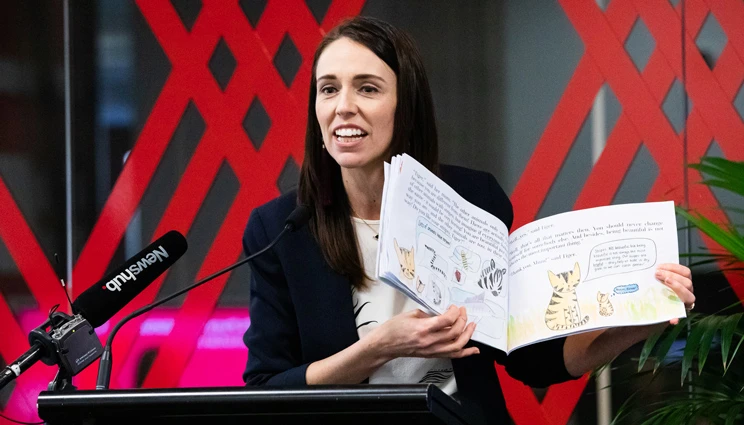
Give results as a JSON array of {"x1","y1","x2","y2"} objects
[{"x1": 242, "y1": 164, "x2": 576, "y2": 424}]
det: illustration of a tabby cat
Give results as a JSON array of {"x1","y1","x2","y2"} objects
[
  {"x1": 394, "y1": 238, "x2": 415, "y2": 280},
  {"x1": 597, "y1": 291, "x2": 614, "y2": 317},
  {"x1": 544, "y1": 262, "x2": 590, "y2": 331}
]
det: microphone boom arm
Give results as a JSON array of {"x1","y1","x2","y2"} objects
[{"x1": 96, "y1": 224, "x2": 292, "y2": 390}]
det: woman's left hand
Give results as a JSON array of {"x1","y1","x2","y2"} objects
[
  {"x1": 655, "y1": 263, "x2": 695, "y2": 325},
  {"x1": 564, "y1": 263, "x2": 696, "y2": 377}
]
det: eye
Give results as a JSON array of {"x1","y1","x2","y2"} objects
[
  {"x1": 360, "y1": 85, "x2": 379, "y2": 94},
  {"x1": 319, "y1": 85, "x2": 338, "y2": 95}
]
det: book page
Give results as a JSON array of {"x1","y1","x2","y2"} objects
[
  {"x1": 506, "y1": 201, "x2": 685, "y2": 351},
  {"x1": 377, "y1": 155, "x2": 510, "y2": 351}
]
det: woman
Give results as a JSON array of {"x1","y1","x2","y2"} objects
[{"x1": 242, "y1": 16, "x2": 695, "y2": 424}]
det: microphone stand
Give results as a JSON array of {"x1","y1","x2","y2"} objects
[
  {"x1": 96, "y1": 223, "x2": 294, "y2": 390},
  {"x1": 0, "y1": 312, "x2": 92, "y2": 393}
]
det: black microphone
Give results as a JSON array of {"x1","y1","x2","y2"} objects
[
  {"x1": 0, "y1": 231, "x2": 188, "y2": 393},
  {"x1": 0, "y1": 312, "x2": 102, "y2": 392},
  {"x1": 285, "y1": 204, "x2": 312, "y2": 231},
  {"x1": 72, "y1": 230, "x2": 188, "y2": 328},
  {"x1": 95, "y1": 205, "x2": 312, "y2": 390}
]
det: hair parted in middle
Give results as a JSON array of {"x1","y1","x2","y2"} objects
[{"x1": 298, "y1": 16, "x2": 439, "y2": 288}]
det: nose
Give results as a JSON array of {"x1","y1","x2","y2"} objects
[{"x1": 335, "y1": 88, "x2": 358, "y2": 117}]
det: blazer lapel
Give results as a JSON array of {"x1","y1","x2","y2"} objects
[{"x1": 285, "y1": 228, "x2": 360, "y2": 359}]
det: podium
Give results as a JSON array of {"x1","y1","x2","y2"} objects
[{"x1": 37, "y1": 384, "x2": 477, "y2": 425}]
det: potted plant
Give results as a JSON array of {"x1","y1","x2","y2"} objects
[{"x1": 614, "y1": 157, "x2": 744, "y2": 425}]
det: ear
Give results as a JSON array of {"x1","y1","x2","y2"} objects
[
  {"x1": 597, "y1": 292, "x2": 602, "y2": 302},
  {"x1": 410, "y1": 246, "x2": 415, "y2": 258},
  {"x1": 547, "y1": 270, "x2": 559, "y2": 288},
  {"x1": 394, "y1": 239, "x2": 404, "y2": 262},
  {"x1": 573, "y1": 262, "x2": 581, "y2": 276}
]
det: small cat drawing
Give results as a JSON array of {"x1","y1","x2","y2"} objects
[
  {"x1": 394, "y1": 238, "x2": 415, "y2": 280},
  {"x1": 429, "y1": 279, "x2": 442, "y2": 305},
  {"x1": 597, "y1": 291, "x2": 614, "y2": 317},
  {"x1": 544, "y1": 262, "x2": 590, "y2": 331}
]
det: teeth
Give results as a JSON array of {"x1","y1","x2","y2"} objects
[{"x1": 335, "y1": 128, "x2": 365, "y2": 137}]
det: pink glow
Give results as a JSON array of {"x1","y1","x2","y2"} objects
[
  {"x1": 9, "y1": 307, "x2": 251, "y2": 422},
  {"x1": 113, "y1": 308, "x2": 250, "y2": 388}
]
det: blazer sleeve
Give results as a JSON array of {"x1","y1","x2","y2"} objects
[
  {"x1": 483, "y1": 173, "x2": 577, "y2": 387},
  {"x1": 242, "y1": 208, "x2": 310, "y2": 387}
]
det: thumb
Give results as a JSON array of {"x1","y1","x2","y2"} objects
[{"x1": 411, "y1": 309, "x2": 431, "y2": 318}]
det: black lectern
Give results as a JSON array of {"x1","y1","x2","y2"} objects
[{"x1": 37, "y1": 384, "x2": 477, "y2": 425}]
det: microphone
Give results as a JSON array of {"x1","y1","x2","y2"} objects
[
  {"x1": 285, "y1": 204, "x2": 312, "y2": 231},
  {"x1": 96, "y1": 205, "x2": 312, "y2": 390},
  {"x1": 0, "y1": 231, "x2": 188, "y2": 393},
  {"x1": 72, "y1": 230, "x2": 188, "y2": 328},
  {"x1": 0, "y1": 313, "x2": 100, "y2": 393}
]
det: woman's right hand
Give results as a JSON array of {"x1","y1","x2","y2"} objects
[
  {"x1": 364, "y1": 305, "x2": 479, "y2": 362},
  {"x1": 305, "y1": 305, "x2": 478, "y2": 385}
]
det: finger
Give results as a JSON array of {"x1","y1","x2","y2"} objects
[
  {"x1": 660, "y1": 274, "x2": 696, "y2": 306},
  {"x1": 450, "y1": 346, "x2": 480, "y2": 359},
  {"x1": 657, "y1": 263, "x2": 692, "y2": 280},
  {"x1": 419, "y1": 322, "x2": 475, "y2": 356},
  {"x1": 655, "y1": 269, "x2": 693, "y2": 293},
  {"x1": 434, "y1": 313, "x2": 468, "y2": 342},
  {"x1": 438, "y1": 322, "x2": 477, "y2": 355},
  {"x1": 459, "y1": 306, "x2": 468, "y2": 323},
  {"x1": 408, "y1": 309, "x2": 428, "y2": 319},
  {"x1": 669, "y1": 318, "x2": 680, "y2": 325},
  {"x1": 430, "y1": 306, "x2": 460, "y2": 330}
]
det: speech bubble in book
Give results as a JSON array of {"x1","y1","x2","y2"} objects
[
  {"x1": 613, "y1": 283, "x2": 639, "y2": 295},
  {"x1": 585, "y1": 238, "x2": 657, "y2": 282},
  {"x1": 416, "y1": 233, "x2": 449, "y2": 281},
  {"x1": 416, "y1": 216, "x2": 452, "y2": 248}
]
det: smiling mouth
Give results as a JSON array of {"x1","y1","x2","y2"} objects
[{"x1": 334, "y1": 128, "x2": 368, "y2": 142}]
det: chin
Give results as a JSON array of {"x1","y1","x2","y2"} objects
[{"x1": 332, "y1": 153, "x2": 380, "y2": 170}]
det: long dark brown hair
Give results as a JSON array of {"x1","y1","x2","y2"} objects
[{"x1": 298, "y1": 16, "x2": 439, "y2": 288}]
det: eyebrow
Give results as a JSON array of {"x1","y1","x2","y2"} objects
[{"x1": 317, "y1": 74, "x2": 387, "y2": 84}]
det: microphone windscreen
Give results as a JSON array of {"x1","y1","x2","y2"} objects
[
  {"x1": 72, "y1": 231, "x2": 188, "y2": 328},
  {"x1": 285, "y1": 205, "x2": 312, "y2": 231}
]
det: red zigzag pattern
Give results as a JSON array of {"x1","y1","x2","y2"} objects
[{"x1": 503, "y1": 1, "x2": 744, "y2": 424}]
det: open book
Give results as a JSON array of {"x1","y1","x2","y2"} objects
[{"x1": 376, "y1": 154, "x2": 686, "y2": 354}]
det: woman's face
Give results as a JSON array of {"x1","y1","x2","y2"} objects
[{"x1": 315, "y1": 37, "x2": 397, "y2": 172}]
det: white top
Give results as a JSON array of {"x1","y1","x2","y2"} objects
[{"x1": 351, "y1": 217, "x2": 457, "y2": 395}]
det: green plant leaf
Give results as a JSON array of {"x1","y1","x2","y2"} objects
[
  {"x1": 682, "y1": 323, "x2": 707, "y2": 385},
  {"x1": 676, "y1": 208, "x2": 744, "y2": 263},
  {"x1": 652, "y1": 323, "x2": 687, "y2": 373},
  {"x1": 724, "y1": 336, "x2": 744, "y2": 376},
  {"x1": 698, "y1": 316, "x2": 722, "y2": 374},
  {"x1": 702, "y1": 180, "x2": 744, "y2": 197},
  {"x1": 720, "y1": 314, "x2": 741, "y2": 369},
  {"x1": 690, "y1": 158, "x2": 744, "y2": 194},
  {"x1": 638, "y1": 327, "x2": 664, "y2": 372},
  {"x1": 725, "y1": 403, "x2": 744, "y2": 425}
]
